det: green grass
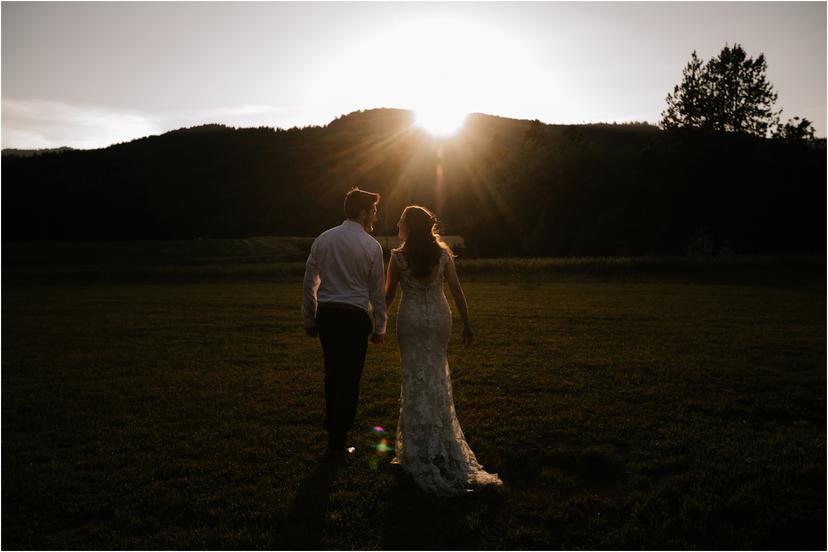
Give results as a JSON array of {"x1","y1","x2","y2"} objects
[{"x1": 2, "y1": 275, "x2": 825, "y2": 549}]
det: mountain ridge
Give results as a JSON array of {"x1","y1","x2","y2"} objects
[{"x1": 2, "y1": 107, "x2": 823, "y2": 257}]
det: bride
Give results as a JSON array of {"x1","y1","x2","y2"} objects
[{"x1": 384, "y1": 205, "x2": 502, "y2": 495}]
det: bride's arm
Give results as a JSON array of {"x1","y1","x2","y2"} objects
[
  {"x1": 385, "y1": 254, "x2": 400, "y2": 309},
  {"x1": 444, "y1": 254, "x2": 474, "y2": 346}
]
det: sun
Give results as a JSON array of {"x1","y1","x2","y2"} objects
[
  {"x1": 309, "y1": 17, "x2": 568, "y2": 129},
  {"x1": 415, "y1": 107, "x2": 468, "y2": 136}
]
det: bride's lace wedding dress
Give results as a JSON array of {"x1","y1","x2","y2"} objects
[{"x1": 390, "y1": 249, "x2": 502, "y2": 495}]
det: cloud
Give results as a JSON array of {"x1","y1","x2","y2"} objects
[
  {"x1": 1, "y1": 99, "x2": 300, "y2": 149},
  {"x1": 1, "y1": 98, "x2": 161, "y2": 149},
  {"x1": 193, "y1": 104, "x2": 288, "y2": 119}
]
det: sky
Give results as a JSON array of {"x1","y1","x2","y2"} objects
[{"x1": 2, "y1": 1, "x2": 826, "y2": 149}]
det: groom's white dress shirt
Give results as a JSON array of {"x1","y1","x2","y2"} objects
[{"x1": 302, "y1": 220, "x2": 387, "y2": 334}]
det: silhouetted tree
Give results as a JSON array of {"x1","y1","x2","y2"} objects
[
  {"x1": 523, "y1": 119, "x2": 546, "y2": 145},
  {"x1": 662, "y1": 51, "x2": 708, "y2": 130},
  {"x1": 662, "y1": 44, "x2": 780, "y2": 137},
  {"x1": 774, "y1": 116, "x2": 816, "y2": 144}
]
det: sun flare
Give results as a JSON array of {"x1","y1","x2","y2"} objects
[
  {"x1": 310, "y1": 17, "x2": 567, "y2": 127},
  {"x1": 415, "y1": 107, "x2": 467, "y2": 136}
]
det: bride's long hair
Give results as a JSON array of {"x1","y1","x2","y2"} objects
[{"x1": 394, "y1": 205, "x2": 453, "y2": 278}]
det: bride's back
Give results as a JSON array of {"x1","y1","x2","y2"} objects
[
  {"x1": 393, "y1": 249, "x2": 451, "y2": 341},
  {"x1": 393, "y1": 249, "x2": 448, "y2": 293}
]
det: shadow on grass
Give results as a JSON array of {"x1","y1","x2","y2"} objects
[
  {"x1": 283, "y1": 456, "x2": 345, "y2": 549},
  {"x1": 379, "y1": 465, "x2": 508, "y2": 550}
]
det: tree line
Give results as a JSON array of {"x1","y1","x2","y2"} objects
[{"x1": 662, "y1": 43, "x2": 816, "y2": 142}]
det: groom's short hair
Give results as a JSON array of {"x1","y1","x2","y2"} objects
[{"x1": 344, "y1": 187, "x2": 380, "y2": 220}]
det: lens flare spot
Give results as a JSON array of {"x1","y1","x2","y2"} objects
[{"x1": 371, "y1": 437, "x2": 394, "y2": 454}]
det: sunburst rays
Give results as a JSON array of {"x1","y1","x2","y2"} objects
[{"x1": 305, "y1": 111, "x2": 524, "y2": 241}]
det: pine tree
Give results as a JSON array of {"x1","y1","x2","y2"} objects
[
  {"x1": 662, "y1": 51, "x2": 708, "y2": 130},
  {"x1": 774, "y1": 116, "x2": 816, "y2": 144},
  {"x1": 661, "y1": 44, "x2": 781, "y2": 137}
]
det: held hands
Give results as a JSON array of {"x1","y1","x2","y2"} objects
[{"x1": 462, "y1": 325, "x2": 474, "y2": 347}]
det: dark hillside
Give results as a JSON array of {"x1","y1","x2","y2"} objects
[{"x1": 2, "y1": 108, "x2": 824, "y2": 256}]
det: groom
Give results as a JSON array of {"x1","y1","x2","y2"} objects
[{"x1": 302, "y1": 187, "x2": 387, "y2": 457}]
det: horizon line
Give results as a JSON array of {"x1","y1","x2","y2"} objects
[{"x1": 3, "y1": 106, "x2": 824, "y2": 152}]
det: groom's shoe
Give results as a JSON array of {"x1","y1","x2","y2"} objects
[
  {"x1": 324, "y1": 432, "x2": 356, "y2": 461},
  {"x1": 323, "y1": 445, "x2": 356, "y2": 463},
  {"x1": 326, "y1": 444, "x2": 356, "y2": 455}
]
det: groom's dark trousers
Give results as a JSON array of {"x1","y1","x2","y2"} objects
[{"x1": 316, "y1": 303, "x2": 373, "y2": 448}]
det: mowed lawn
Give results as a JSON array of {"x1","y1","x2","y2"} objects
[{"x1": 2, "y1": 278, "x2": 825, "y2": 549}]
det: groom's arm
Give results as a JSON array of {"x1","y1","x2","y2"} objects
[
  {"x1": 368, "y1": 243, "x2": 387, "y2": 340},
  {"x1": 302, "y1": 241, "x2": 321, "y2": 337}
]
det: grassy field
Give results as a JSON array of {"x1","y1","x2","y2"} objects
[{"x1": 2, "y1": 259, "x2": 826, "y2": 549}]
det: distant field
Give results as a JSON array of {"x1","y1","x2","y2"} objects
[
  {"x1": 1, "y1": 235, "x2": 464, "y2": 267},
  {"x1": 3, "y1": 236, "x2": 824, "y2": 286},
  {"x1": 2, "y1": 271, "x2": 825, "y2": 548},
  {"x1": 2, "y1": 236, "x2": 316, "y2": 267}
]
